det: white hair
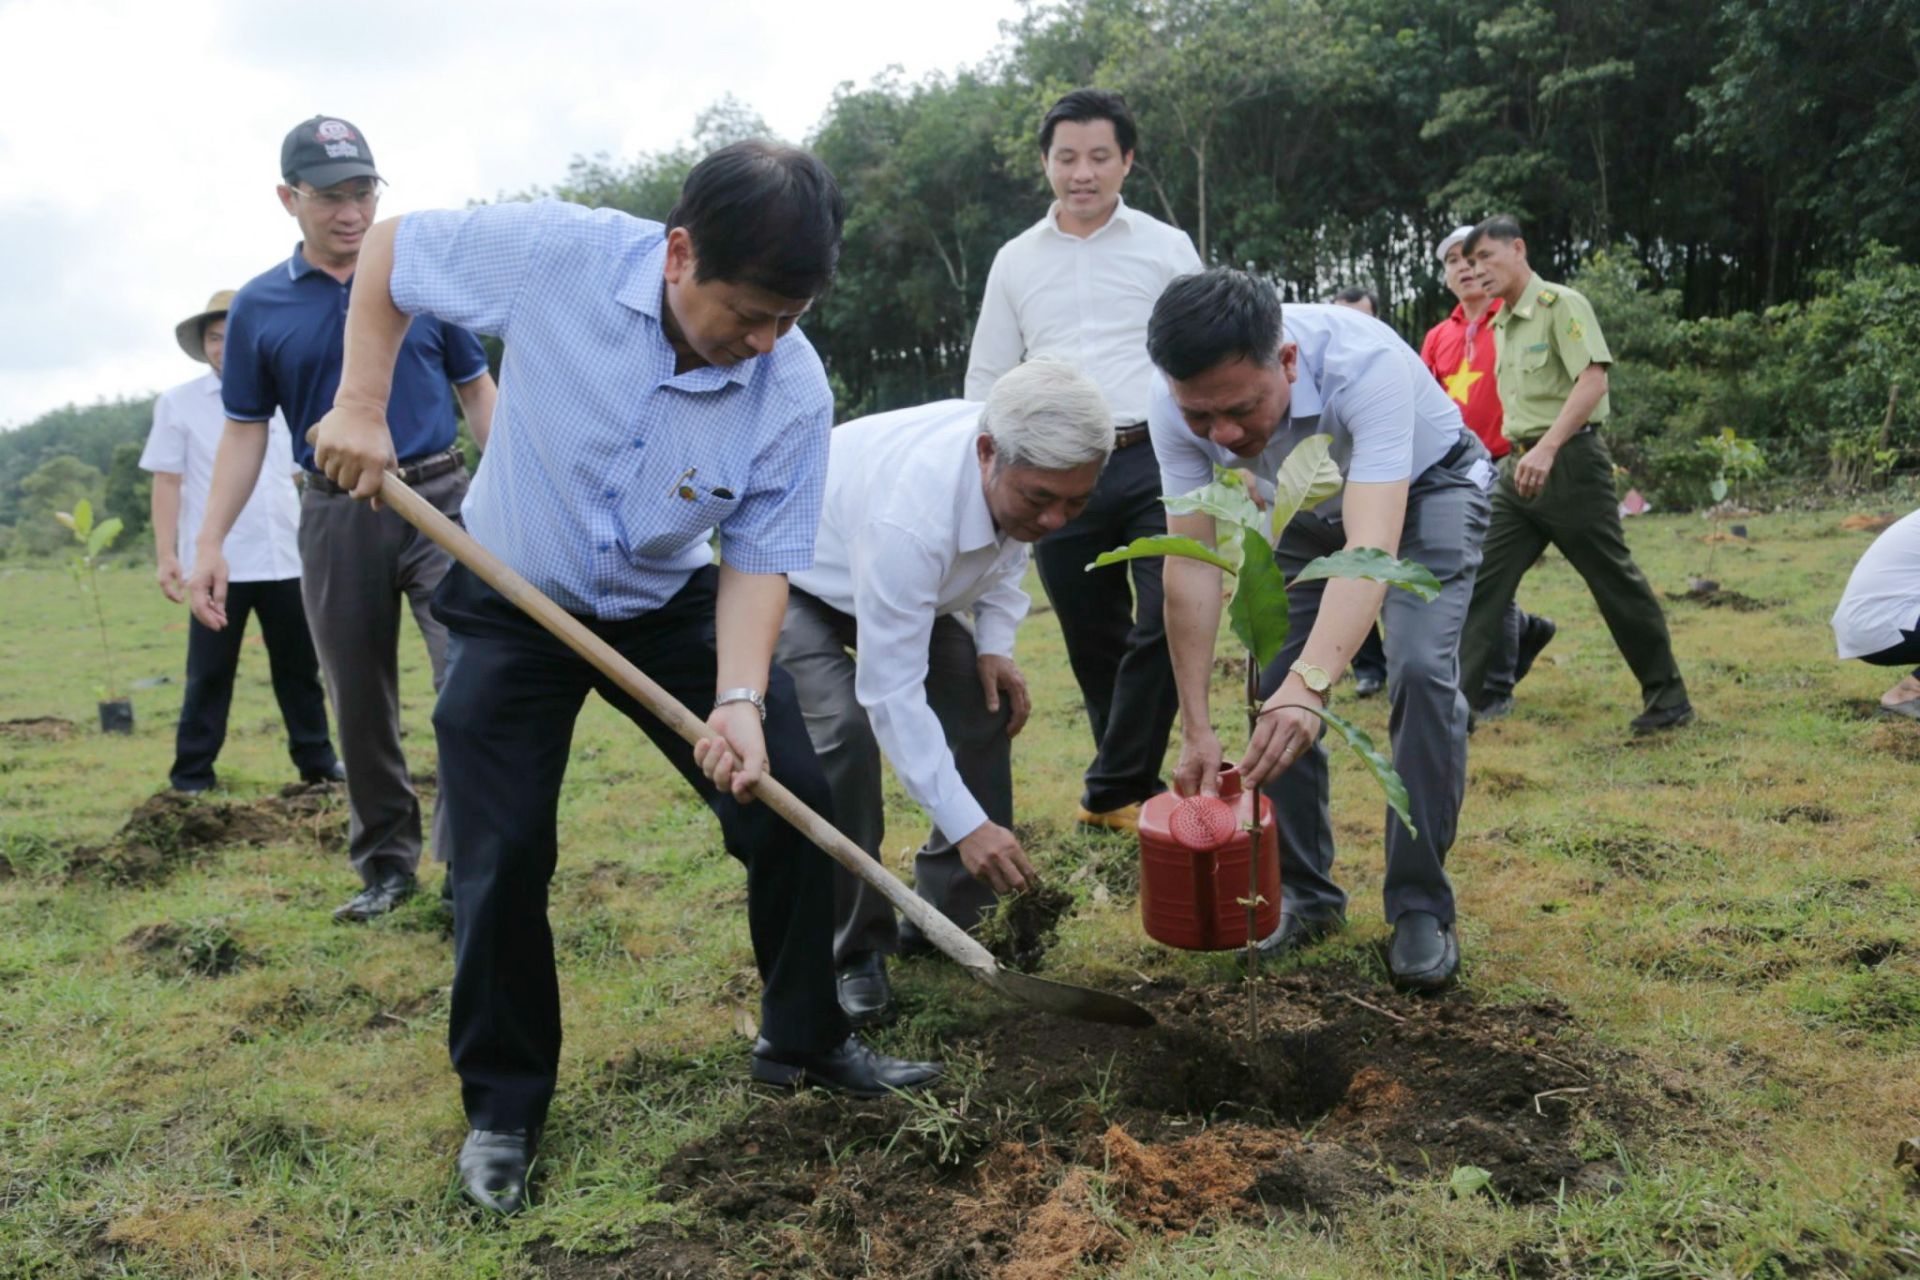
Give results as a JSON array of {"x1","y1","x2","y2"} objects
[{"x1": 981, "y1": 359, "x2": 1114, "y2": 473}]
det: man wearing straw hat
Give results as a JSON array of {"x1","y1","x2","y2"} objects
[{"x1": 142, "y1": 292, "x2": 341, "y2": 794}]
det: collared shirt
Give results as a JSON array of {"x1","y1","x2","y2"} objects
[
  {"x1": 1490, "y1": 274, "x2": 1613, "y2": 444},
  {"x1": 390, "y1": 199, "x2": 834, "y2": 619},
  {"x1": 1150, "y1": 303, "x2": 1468, "y2": 512},
  {"x1": 1833, "y1": 510, "x2": 1920, "y2": 659},
  {"x1": 965, "y1": 196, "x2": 1202, "y2": 424},
  {"x1": 138, "y1": 371, "x2": 302, "y2": 582},
  {"x1": 790, "y1": 401, "x2": 1030, "y2": 842},
  {"x1": 222, "y1": 242, "x2": 489, "y2": 471},
  {"x1": 1420, "y1": 299, "x2": 1509, "y2": 458}
]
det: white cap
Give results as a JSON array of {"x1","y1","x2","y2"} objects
[{"x1": 1434, "y1": 224, "x2": 1478, "y2": 262}]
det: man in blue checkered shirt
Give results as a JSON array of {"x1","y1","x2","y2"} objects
[{"x1": 306, "y1": 142, "x2": 940, "y2": 1215}]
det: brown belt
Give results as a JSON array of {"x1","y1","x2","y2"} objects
[
  {"x1": 1114, "y1": 423, "x2": 1150, "y2": 450},
  {"x1": 305, "y1": 447, "x2": 465, "y2": 496}
]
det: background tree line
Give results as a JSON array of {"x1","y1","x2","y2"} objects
[{"x1": 4, "y1": 0, "x2": 1918, "y2": 552}]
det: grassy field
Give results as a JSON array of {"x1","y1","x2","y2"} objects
[{"x1": 3, "y1": 501, "x2": 1919, "y2": 1278}]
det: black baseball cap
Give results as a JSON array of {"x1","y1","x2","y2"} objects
[{"x1": 281, "y1": 115, "x2": 381, "y2": 189}]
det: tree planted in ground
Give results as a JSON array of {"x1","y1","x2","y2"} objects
[
  {"x1": 54, "y1": 499, "x2": 124, "y2": 701},
  {"x1": 1092, "y1": 435, "x2": 1439, "y2": 834}
]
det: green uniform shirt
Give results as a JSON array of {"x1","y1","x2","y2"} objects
[{"x1": 1490, "y1": 273, "x2": 1613, "y2": 444}]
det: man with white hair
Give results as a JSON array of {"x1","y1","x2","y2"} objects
[{"x1": 778, "y1": 360, "x2": 1112, "y2": 1025}]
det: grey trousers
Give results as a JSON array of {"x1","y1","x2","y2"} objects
[
  {"x1": 775, "y1": 589, "x2": 1012, "y2": 964},
  {"x1": 1259, "y1": 443, "x2": 1490, "y2": 927},
  {"x1": 298, "y1": 468, "x2": 466, "y2": 883}
]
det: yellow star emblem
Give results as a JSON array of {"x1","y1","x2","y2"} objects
[{"x1": 1443, "y1": 357, "x2": 1483, "y2": 405}]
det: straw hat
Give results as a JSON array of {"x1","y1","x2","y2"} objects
[{"x1": 174, "y1": 290, "x2": 235, "y2": 363}]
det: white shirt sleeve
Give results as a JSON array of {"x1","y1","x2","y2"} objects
[
  {"x1": 964, "y1": 246, "x2": 1025, "y2": 402},
  {"x1": 138, "y1": 393, "x2": 186, "y2": 475},
  {"x1": 971, "y1": 547, "x2": 1031, "y2": 658},
  {"x1": 851, "y1": 521, "x2": 991, "y2": 842},
  {"x1": 1147, "y1": 376, "x2": 1215, "y2": 498},
  {"x1": 1328, "y1": 343, "x2": 1420, "y2": 484}
]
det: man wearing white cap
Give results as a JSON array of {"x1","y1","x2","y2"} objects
[
  {"x1": 1421, "y1": 225, "x2": 1554, "y2": 718},
  {"x1": 142, "y1": 292, "x2": 341, "y2": 793}
]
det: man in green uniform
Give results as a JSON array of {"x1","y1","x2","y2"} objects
[{"x1": 1458, "y1": 215, "x2": 1693, "y2": 734}]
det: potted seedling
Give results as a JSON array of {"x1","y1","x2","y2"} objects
[
  {"x1": 1689, "y1": 428, "x2": 1767, "y2": 596},
  {"x1": 54, "y1": 499, "x2": 131, "y2": 733},
  {"x1": 1094, "y1": 435, "x2": 1438, "y2": 836}
]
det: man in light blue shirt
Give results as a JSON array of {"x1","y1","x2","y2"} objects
[
  {"x1": 1149, "y1": 269, "x2": 1491, "y2": 992},
  {"x1": 306, "y1": 142, "x2": 938, "y2": 1215}
]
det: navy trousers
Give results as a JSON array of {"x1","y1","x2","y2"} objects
[{"x1": 430, "y1": 563, "x2": 849, "y2": 1131}]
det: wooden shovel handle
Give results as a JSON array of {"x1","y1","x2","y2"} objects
[{"x1": 378, "y1": 472, "x2": 1001, "y2": 976}]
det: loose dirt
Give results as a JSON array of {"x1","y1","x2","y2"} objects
[
  {"x1": 972, "y1": 884, "x2": 1075, "y2": 972},
  {"x1": 0, "y1": 715, "x2": 77, "y2": 741},
  {"x1": 1666, "y1": 584, "x2": 1772, "y2": 612},
  {"x1": 64, "y1": 786, "x2": 348, "y2": 884},
  {"x1": 539, "y1": 963, "x2": 1654, "y2": 1279}
]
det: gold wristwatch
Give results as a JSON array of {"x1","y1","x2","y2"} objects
[{"x1": 1288, "y1": 659, "x2": 1333, "y2": 703}]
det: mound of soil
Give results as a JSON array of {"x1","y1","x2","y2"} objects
[
  {"x1": 121, "y1": 919, "x2": 250, "y2": 977},
  {"x1": 0, "y1": 716, "x2": 77, "y2": 741},
  {"x1": 1839, "y1": 513, "x2": 1899, "y2": 533},
  {"x1": 1666, "y1": 584, "x2": 1772, "y2": 611},
  {"x1": 543, "y1": 964, "x2": 1650, "y2": 1279},
  {"x1": 973, "y1": 884, "x2": 1075, "y2": 972},
  {"x1": 65, "y1": 787, "x2": 347, "y2": 884}
]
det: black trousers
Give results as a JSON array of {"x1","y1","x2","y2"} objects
[
  {"x1": 430, "y1": 563, "x2": 849, "y2": 1131},
  {"x1": 1860, "y1": 618, "x2": 1920, "y2": 676},
  {"x1": 171, "y1": 577, "x2": 336, "y2": 790},
  {"x1": 1031, "y1": 440, "x2": 1178, "y2": 811}
]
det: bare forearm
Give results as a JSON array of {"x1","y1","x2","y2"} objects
[
  {"x1": 1165, "y1": 557, "x2": 1224, "y2": 738},
  {"x1": 1540, "y1": 366, "x2": 1608, "y2": 450},
  {"x1": 150, "y1": 474, "x2": 182, "y2": 561},
  {"x1": 714, "y1": 565, "x2": 787, "y2": 696},
  {"x1": 1297, "y1": 577, "x2": 1388, "y2": 682},
  {"x1": 195, "y1": 422, "x2": 269, "y2": 554},
  {"x1": 335, "y1": 218, "x2": 413, "y2": 414},
  {"x1": 457, "y1": 375, "x2": 497, "y2": 450}
]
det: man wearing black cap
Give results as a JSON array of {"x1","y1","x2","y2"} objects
[{"x1": 188, "y1": 116, "x2": 498, "y2": 922}]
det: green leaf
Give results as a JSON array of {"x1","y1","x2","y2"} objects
[
  {"x1": 1164, "y1": 466, "x2": 1265, "y2": 538},
  {"x1": 53, "y1": 511, "x2": 77, "y2": 532},
  {"x1": 87, "y1": 517, "x2": 123, "y2": 557},
  {"x1": 1227, "y1": 538, "x2": 1290, "y2": 666},
  {"x1": 1293, "y1": 548, "x2": 1442, "y2": 601},
  {"x1": 71, "y1": 499, "x2": 93, "y2": 539},
  {"x1": 1449, "y1": 1165, "x2": 1494, "y2": 1199},
  {"x1": 1089, "y1": 535, "x2": 1239, "y2": 574},
  {"x1": 1268, "y1": 435, "x2": 1344, "y2": 539},
  {"x1": 1709, "y1": 478, "x2": 1729, "y2": 503},
  {"x1": 1305, "y1": 703, "x2": 1416, "y2": 837}
]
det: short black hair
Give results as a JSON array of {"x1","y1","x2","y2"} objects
[
  {"x1": 1147, "y1": 268, "x2": 1283, "y2": 382},
  {"x1": 1038, "y1": 88, "x2": 1138, "y2": 157},
  {"x1": 1462, "y1": 214, "x2": 1524, "y2": 257},
  {"x1": 666, "y1": 140, "x2": 845, "y2": 300},
  {"x1": 1332, "y1": 285, "x2": 1378, "y2": 312}
]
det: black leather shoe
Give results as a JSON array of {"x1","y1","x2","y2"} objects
[
  {"x1": 751, "y1": 1035, "x2": 942, "y2": 1098},
  {"x1": 301, "y1": 761, "x2": 347, "y2": 786},
  {"x1": 1475, "y1": 693, "x2": 1515, "y2": 722},
  {"x1": 332, "y1": 870, "x2": 418, "y2": 922},
  {"x1": 1353, "y1": 668, "x2": 1385, "y2": 698},
  {"x1": 1388, "y1": 910, "x2": 1459, "y2": 991},
  {"x1": 1254, "y1": 911, "x2": 1345, "y2": 959},
  {"x1": 836, "y1": 952, "x2": 895, "y2": 1028},
  {"x1": 1629, "y1": 702, "x2": 1696, "y2": 735},
  {"x1": 457, "y1": 1127, "x2": 538, "y2": 1214},
  {"x1": 1514, "y1": 614, "x2": 1557, "y2": 685}
]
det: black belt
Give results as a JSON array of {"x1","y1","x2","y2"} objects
[
  {"x1": 1114, "y1": 423, "x2": 1150, "y2": 450},
  {"x1": 305, "y1": 446, "x2": 464, "y2": 496}
]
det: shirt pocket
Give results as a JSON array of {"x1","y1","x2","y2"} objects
[
  {"x1": 1519, "y1": 341, "x2": 1553, "y2": 373},
  {"x1": 629, "y1": 481, "x2": 741, "y2": 560}
]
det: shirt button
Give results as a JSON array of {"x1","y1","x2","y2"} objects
[
  {"x1": 598, "y1": 542, "x2": 610, "y2": 552},
  {"x1": 632, "y1": 439, "x2": 644, "y2": 448},
  {"x1": 603, "y1": 488, "x2": 616, "y2": 500}
]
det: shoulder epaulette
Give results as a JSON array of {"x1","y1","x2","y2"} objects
[{"x1": 1537, "y1": 288, "x2": 1558, "y2": 306}]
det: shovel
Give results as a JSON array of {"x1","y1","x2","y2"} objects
[{"x1": 380, "y1": 473, "x2": 1155, "y2": 1028}]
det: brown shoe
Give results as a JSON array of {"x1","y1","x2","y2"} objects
[{"x1": 1076, "y1": 803, "x2": 1142, "y2": 835}]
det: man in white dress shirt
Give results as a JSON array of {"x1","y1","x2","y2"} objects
[
  {"x1": 1149, "y1": 269, "x2": 1491, "y2": 992},
  {"x1": 778, "y1": 360, "x2": 1112, "y2": 1024},
  {"x1": 965, "y1": 88, "x2": 1203, "y2": 835},
  {"x1": 141, "y1": 291, "x2": 340, "y2": 793}
]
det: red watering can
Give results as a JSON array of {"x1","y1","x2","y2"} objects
[{"x1": 1138, "y1": 766, "x2": 1281, "y2": 950}]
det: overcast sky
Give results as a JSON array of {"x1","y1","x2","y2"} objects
[{"x1": 0, "y1": 0, "x2": 1026, "y2": 429}]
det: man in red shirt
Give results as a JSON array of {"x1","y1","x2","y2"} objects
[{"x1": 1422, "y1": 226, "x2": 1554, "y2": 718}]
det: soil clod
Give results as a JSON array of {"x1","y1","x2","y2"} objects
[
  {"x1": 64, "y1": 789, "x2": 347, "y2": 884},
  {"x1": 973, "y1": 884, "x2": 1074, "y2": 972},
  {"x1": 0, "y1": 716, "x2": 77, "y2": 741}
]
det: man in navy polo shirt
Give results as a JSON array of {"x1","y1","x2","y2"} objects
[
  {"x1": 187, "y1": 115, "x2": 498, "y2": 923},
  {"x1": 306, "y1": 141, "x2": 941, "y2": 1214}
]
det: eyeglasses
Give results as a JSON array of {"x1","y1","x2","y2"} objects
[{"x1": 291, "y1": 184, "x2": 381, "y2": 210}]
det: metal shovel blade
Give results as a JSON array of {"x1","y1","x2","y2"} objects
[{"x1": 982, "y1": 967, "x2": 1157, "y2": 1027}]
